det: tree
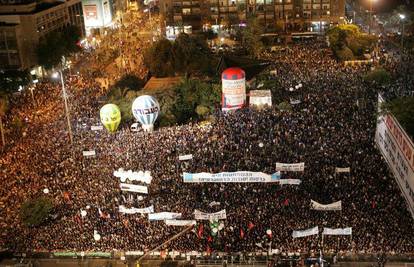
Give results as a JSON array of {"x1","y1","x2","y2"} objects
[
  {"x1": 37, "y1": 25, "x2": 81, "y2": 69},
  {"x1": 364, "y1": 67, "x2": 391, "y2": 85},
  {"x1": 326, "y1": 24, "x2": 377, "y2": 61},
  {"x1": 241, "y1": 17, "x2": 264, "y2": 58},
  {"x1": 173, "y1": 33, "x2": 212, "y2": 77},
  {"x1": 382, "y1": 97, "x2": 414, "y2": 138},
  {"x1": 0, "y1": 96, "x2": 8, "y2": 149},
  {"x1": 143, "y1": 38, "x2": 175, "y2": 77},
  {"x1": 20, "y1": 197, "x2": 54, "y2": 227}
]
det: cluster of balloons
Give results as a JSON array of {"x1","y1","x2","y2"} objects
[
  {"x1": 99, "y1": 95, "x2": 160, "y2": 133},
  {"x1": 210, "y1": 221, "x2": 225, "y2": 236}
]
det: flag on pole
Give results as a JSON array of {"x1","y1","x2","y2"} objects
[
  {"x1": 207, "y1": 236, "x2": 213, "y2": 242},
  {"x1": 240, "y1": 228, "x2": 245, "y2": 239},
  {"x1": 98, "y1": 208, "x2": 111, "y2": 219}
]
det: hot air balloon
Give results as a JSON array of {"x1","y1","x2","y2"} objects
[
  {"x1": 100, "y1": 104, "x2": 121, "y2": 133},
  {"x1": 131, "y1": 95, "x2": 160, "y2": 132}
]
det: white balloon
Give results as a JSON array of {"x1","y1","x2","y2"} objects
[
  {"x1": 131, "y1": 95, "x2": 160, "y2": 131},
  {"x1": 120, "y1": 177, "x2": 126, "y2": 183},
  {"x1": 266, "y1": 229, "x2": 272, "y2": 235},
  {"x1": 43, "y1": 188, "x2": 49, "y2": 194},
  {"x1": 94, "y1": 234, "x2": 101, "y2": 241},
  {"x1": 138, "y1": 171, "x2": 144, "y2": 178},
  {"x1": 86, "y1": 205, "x2": 91, "y2": 209},
  {"x1": 259, "y1": 142, "x2": 264, "y2": 148},
  {"x1": 81, "y1": 210, "x2": 87, "y2": 217},
  {"x1": 289, "y1": 87, "x2": 294, "y2": 91},
  {"x1": 137, "y1": 196, "x2": 144, "y2": 201},
  {"x1": 212, "y1": 228, "x2": 218, "y2": 233}
]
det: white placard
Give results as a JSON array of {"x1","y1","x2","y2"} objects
[
  {"x1": 310, "y1": 200, "x2": 342, "y2": 211},
  {"x1": 335, "y1": 167, "x2": 350, "y2": 173},
  {"x1": 183, "y1": 171, "x2": 281, "y2": 183},
  {"x1": 279, "y1": 179, "x2": 302, "y2": 185},
  {"x1": 91, "y1": 125, "x2": 104, "y2": 131},
  {"x1": 120, "y1": 183, "x2": 148, "y2": 194},
  {"x1": 276, "y1": 162, "x2": 305, "y2": 172},
  {"x1": 179, "y1": 154, "x2": 193, "y2": 161},
  {"x1": 82, "y1": 150, "x2": 96, "y2": 157},
  {"x1": 194, "y1": 209, "x2": 227, "y2": 220}
]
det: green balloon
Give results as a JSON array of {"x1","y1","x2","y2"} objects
[{"x1": 100, "y1": 104, "x2": 121, "y2": 133}]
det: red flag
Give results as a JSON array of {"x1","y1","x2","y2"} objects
[
  {"x1": 63, "y1": 192, "x2": 71, "y2": 201},
  {"x1": 198, "y1": 224, "x2": 204, "y2": 239},
  {"x1": 240, "y1": 228, "x2": 245, "y2": 239},
  {"x1": 206, "y1": 245, "x2": 211, "y2": 255},
  {"x1": 283, "y1": 198, "x2": 289, "y2": 206},
  {"x1": 207, "y1": 236, "x2": 213, "y2": 243},
  {"x1": 371, "y1": 200, "x2": 376, "y2": 209},
  {"x1": 248, "y1": 222, "x2": 255, "y2": 230}
]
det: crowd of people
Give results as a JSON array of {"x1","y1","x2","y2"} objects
[{"x1": 0, "y1": 38, "x2": 414, "y2": 257}]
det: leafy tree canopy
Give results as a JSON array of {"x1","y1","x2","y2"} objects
[
  {"x1": 20, "y1": 197, "x2": 54, "y2": 227},
  {"x1": 382, "y1": 97, "x2": 414, "y2": 138},
  {"x1": 240, "y1": 16, "x2": 264, "y2": 58},
  {"x1": 37, "y1": 25, "x2": 81, "y2": 69}
]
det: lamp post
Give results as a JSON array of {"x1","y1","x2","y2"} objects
[
  {"x1": 52, "y1": 70, "x2": 73, "y2": 146},
  {"x1": 399, "y1": 13, "x2": 405, "y2": 49}
]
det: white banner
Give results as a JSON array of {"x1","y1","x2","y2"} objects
[
  {"x1": 183, "y1": 171, "x2": 281, "y2": 183},
  {"x1": 179, "y1": 154, "x2": 193, "y2": 161},
  {"x1": 120, "y1": 183, "x2": 148, "y2": 194},
  {"x1": 292, "y1": 226, "x2": 319, "y2": 238},
  {"x1": 194, "y1": 209, "x2": 227, "y2": 220},
  {"x1": 114, "y1": 168, "x2": 152, "y2": 184},
  {"x1": 119, "y1": 205, "x2": 154, "y2": 214},
  {"x1": 91, "y1": 125, "x2": 104, "y2": 131},
  {"x1": 310, "y1": 200, "x2": 342, "y2": 211},
  {"x1": 209, "y1": 201, "x2": 221, "y2": 207},
  {"x1": 148, "y1": 212, "x2": 182, "y2": 221},
  {"x1": 335, "y1": 167, "x2": 350, "y2": 173},
  {"x1": 165, "y1": 219, "x2": 196, "y2": 226},
  {"x1": 82, "y1": 150, "x2": 96, "y2": 157},
  {"x1": 376, "y1": 94, "x2": 414, "y2": 219},
  {"x1": 276, "y1": 162, "x2": 305, "y2": 172},
  {"x1": 322, "y1": 227, "x2": 352, "y2": 236},
  {"x1": 290, "y1": 99, "x2": 301, "y2": 105},
  {"x1": 279, "y1": 179, "x2": 302, "y2": 185}
]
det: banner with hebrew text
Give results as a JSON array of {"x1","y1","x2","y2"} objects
[
  {"x1": 183, "y1": 171, "x2": 281, "y2": 183},
  {"x1": 148, "y1": 212, "x2": 182, "y2": 221},
  {"x1": 322, "y1": 227, "x2": 352, "y2": 235},
  {"x1": 119, "y1": 205, "x2": 154, "y2": 214},
  {"x1": 276, "y1": 162, "x2": 305, "y2": 172},
  {"x1": 311, "y1": 200, "x2": 342, "y2": 211},
  {"x1": 165, "y1": 219, "x2": 196, "y2": 226},
  {"x1": 194, "y1": 209, "x2": 227, "y2": 220},
  {"x1": 120, "y1": 183, "x2": 148, "y2": 194},
  {"x1": 292, "y1": 226, "x2": 318, "y2": 238},
  {"x1": 335, "y1": 167, "x2": 350, "y2": 173}
]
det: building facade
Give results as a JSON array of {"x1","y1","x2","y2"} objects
[
  {"x1": 0, "y1": 0, "x2": 85, "y2": 70},
  {"x1": 82, "y1": 0, "x2": 113, "y2": 34},
  {"x1": 160, "y1": 0, "x2": 345, "y2": 32}
]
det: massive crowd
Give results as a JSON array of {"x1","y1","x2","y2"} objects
[{"x1": 0, "y1": 39, "x2": 414, "y2": 256}]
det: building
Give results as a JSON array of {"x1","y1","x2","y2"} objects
[
  {"x1": 0, "y1": 0, "x2": 85, "y2": 70},
  {"x1": 81, "y1": 0, "x2": 113, "y2": 34},
  {"x1": 160, "y1": 0, "x2": 345, "y2": 33}
]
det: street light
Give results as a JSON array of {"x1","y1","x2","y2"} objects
[
  {"x1": 399, "y1": 13, "x2": 406, "y2": 49},
  {"x1": 368, "y1": 0, "x2": 377, "y2": 34},
  {"x1": 53, "y1": 70, "x2": 73, "y2": 146}
]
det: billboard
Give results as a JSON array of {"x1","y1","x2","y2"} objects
[
  {"x1": 376, "y1": 95, "x2": 414, "y2": 218},
  {"x1": 82, "y1": 0, "x2": 113, "y2": 28}
]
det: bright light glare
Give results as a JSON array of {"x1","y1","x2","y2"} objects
[
  {"x1": 399, "y1": 14, "x2": 406, "y2": 20},
  {"x1": 52, "y1": 72, "x2": 59, "y2": 78}
]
